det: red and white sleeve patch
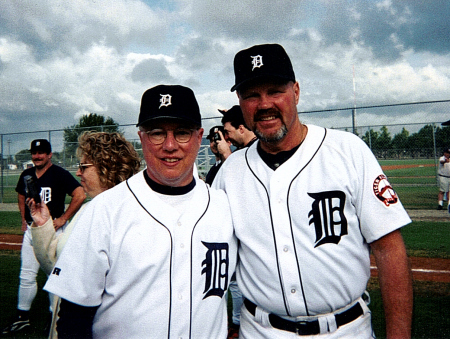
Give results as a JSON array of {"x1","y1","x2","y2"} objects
[{"x1": 373, "y1": 174, "x2": 398, "y2": 206}]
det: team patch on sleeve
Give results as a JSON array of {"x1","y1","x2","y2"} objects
[{"x1": 373, "y1": 174, "x2": 398, "y2": 206}]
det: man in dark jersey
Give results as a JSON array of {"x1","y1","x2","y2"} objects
[{"x1": 2, "y1": 139, "x2": 85, "y2": 335}]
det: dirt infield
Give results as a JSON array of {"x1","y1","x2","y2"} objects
[
  {"x1": 0, "y1": 234, "x2": 22, "y2": 251},
  {"x1": 370, "y1": 256, "x2": 450, "y2": 283},
  {"x1": 1, "y1": 233, "x2": 448, "y2": 283},
  {"x1": 381, "y1": 163, "x2": 436, "y2": 170}
]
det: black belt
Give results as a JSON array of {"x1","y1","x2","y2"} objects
[
  {"x1": 244, "y1": 298, "x2": 363, "y2": 335},
  {"x1": 439, "y1": 174, "x2": 450, "y2": 178}
]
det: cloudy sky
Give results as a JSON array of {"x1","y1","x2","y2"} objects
[{"x1": 1, "y1": 0, "x2": 449, "y2": 153}]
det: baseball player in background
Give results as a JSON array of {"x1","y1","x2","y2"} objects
[
  {"x1": 44, "y1": 85, "x2": 237, "y2": 339},
  {"x1": 2, "y1": 139, "x2": 85, "y2": 336},
  {"x1": 437, "y1": 148, "x2": 450, "y2": 211},
  {"x1": 213, "y1": 44, "x2": 413, "y2": 338}
]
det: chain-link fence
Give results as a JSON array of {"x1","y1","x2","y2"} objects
[{"x1": 1, "y1": 100, "x2": 449, "y2": 203}]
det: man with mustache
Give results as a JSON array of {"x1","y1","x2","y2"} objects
[
  {"x1": 213, "y1": 44, "x2": 412, "y2": 338},
  {"x1": 3, "y1": 139, "x2": 85, "y2": 336}
]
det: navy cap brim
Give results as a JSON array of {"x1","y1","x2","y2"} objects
[
  {"x1": 137, "y1": 115, "x2": 199, "y2": 127},
  {"x1": 231, "y1": 74, "x2": 295, "y2": 92}
]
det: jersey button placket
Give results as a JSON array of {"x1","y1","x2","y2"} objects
[{"x1": 172, "y1": 218, "x2": 189, "y2": 338}]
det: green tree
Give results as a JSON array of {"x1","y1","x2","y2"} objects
[
  {"x1": 391, "y1": 127, "x2": 410, "y2": 157},
  {"x1": 407, "y1": 125, "x2": 434, "y2": 158},
  {"x1": 63, "y1": 113, "x2": 121, "y2": 162},
  {"x1": 435, "y1": 125, "x2": 450, "y2": 150},
  {"x1": 362, "y1": 126, "x2": 392, "y2": 158},
  {"x1": 15, "y1": 149, "x2": 31, "y2": 163},
  {"x1": 377, "y1": 126, "x2": 392, "y2": 151},
  {"x1": 392, "y1": 127, "x2": 409, "y2": 148},
  {"x1": 362, "y1": 129, "x2": 379, "y2": 149}
]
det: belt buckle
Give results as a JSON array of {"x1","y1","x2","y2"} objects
[
  {"x1": 295, "y1": 320, "x2": 318, "y2": 336},
  {"x1": 295, "y1": 321, "x2": 308, "y2": 335}
]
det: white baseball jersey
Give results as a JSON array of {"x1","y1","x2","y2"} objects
[
  {"x1": 438, "y1": 155, "x2": 450, "y2": 176},
  {"x1": 45, "y1": 171, "x2": 237, "y2": 339},
  {"x1": 213, "y1": 124, "x2": 411, "y2": 317}
]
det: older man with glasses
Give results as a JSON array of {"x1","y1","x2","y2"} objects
[{"x1": 44, "y1": 85, "x2": 237, "y2": 339}]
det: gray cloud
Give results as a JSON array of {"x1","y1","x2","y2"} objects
[
  {"x1": 131, "y1": 58, "x2": 174, "y2": 84},
  {"x1": 185, "y1": 0, "x2": 306, "y2": 41},
  {"x1": 317, "y1": 1, "x2": 450, "y2": 61},
  {"x1": 0, "y1": 0, "x2": 169, "y2": 60},
  {"x1": 0, "y1": 0, "x2": 449, "y2": 143}
]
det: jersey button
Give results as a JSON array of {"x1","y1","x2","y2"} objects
[
  {"x1": 291, "y1": 289, "x2": 296, "y2": 294},
  {"x1": 177, "y1": 221, "x2": 182, "y2": 227},
  {"x1": 180, "y1": 243, "x2": 184, "y2": 248},
  {"x1": 283, "y1": 246, "x2": 288, "y2": 252}
]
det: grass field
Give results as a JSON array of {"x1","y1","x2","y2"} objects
[
  {"x1": 0, "y1": 216, "x2": 448, "y2": 338},
  {"x1": 0, "y1": 159, "x2": 448, "y2": 338}
]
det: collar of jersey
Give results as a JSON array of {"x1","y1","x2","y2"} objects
[{"x1": 144, "y1": 170, "x2": 196, "y2": 195}]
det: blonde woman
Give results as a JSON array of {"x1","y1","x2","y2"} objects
[{"x1": 27, "y1": 131, "x2": 141, "y2": 338}]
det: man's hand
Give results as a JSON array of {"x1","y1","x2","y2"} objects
[
  {"x1": 53, "y1": 217, "x2": 68, "y2": 231},
  {"x1": 216, "y1": 131, "x2": 232, "y2": 160}
]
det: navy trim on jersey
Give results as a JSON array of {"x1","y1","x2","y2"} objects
[
  {"x1": 126, "y1": 177, "x2": 174, "y2": 338},
  {"x1": 257, "y1": 142, "x2": 301, "y2": 170},
  {"x1": 143, "y1": 170, "x2": 196, "y2": 195}
]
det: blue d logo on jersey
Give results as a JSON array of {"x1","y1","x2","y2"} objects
[
  {"x1": 201, "y1": 242, "x2": 229, "y2": 299},
  {"x1": 308, "y1": 191, "x2": 348, "y2": 248}
]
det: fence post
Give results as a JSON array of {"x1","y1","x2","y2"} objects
[
  {"x1": 432, "y1": 123, "x2": 439, "y2": 186},
  {"x1": 352, "y1": 108, "x2": 357, "y2": 135}
]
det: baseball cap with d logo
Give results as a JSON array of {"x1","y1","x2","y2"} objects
[
  {"x1": 30, "y1": 139, "x2": 52, "y2": 154},
  {"x1": 137, "y1": 85, "x2": 201, "y2": 127},
  {"x1": 231, "y1": 44, "x2": 296, "y2": 92}
]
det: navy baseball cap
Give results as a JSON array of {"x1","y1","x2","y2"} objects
[
  {"x1": 206, "y1": 125, "x2": 225, "y2": 140},
  {"x1": 231, "y1": 44, "x2": 296, "y2": 92},
  {"x1": 137, "y1": 85, "x2": 201, "y2": 127},
  {"x1": 30, "y1": 139, "x2": 51, "y2": 154}
]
